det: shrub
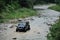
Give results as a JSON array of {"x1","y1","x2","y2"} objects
[
  {"x1": 47, "y1": 18, "x2": 60, "y2": 40},
  {"x1": 48, "y1": 5, "x2": 60, "y2": 12}
]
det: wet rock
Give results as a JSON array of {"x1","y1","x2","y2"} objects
[
  {"x1": 33, "y1": 31, "x2": 36, "y2": 33},
  {"x1": 9, "y1": 25, "x2": 14, "y2": 28},
  {"x1": 4, "y1": 28, "x2": 7, "y2": 30},
  {"x1": 45, "y1": 23, "x2": 52, "y2": 26},
  {"x1": 0, "y1": 31, "x2": 2, "y2": 33},
  {"x1": 18, "y1": 18, "x2": 23, "y2": 21},
  {"x1": 30, "y1": 18, "x2": 34, "y2": 21},
  {"x1": 37, "y1": 32, "x2": 40, "y2": 34},
  {"x1": 47, "y1": 23, "x2": 52, "y2": 26},
  {"x1": 44, "y1": 22, "x2": 46, "y2": 24},
  {"x1": 46, "y1": 31, "x2": 48, "y2": 33},
  {"x1": 18, "y1": 18, "x2": 23, "y2": 22},
  {"x1": 0, "y1": 31, "x2": 1, "y2": 33},
  {"x1": 38, "y1": 16, "x2": 41, "y2": 18},
  {"x1": 37, "y1": 14, "x2": 41, "y2": 18},
  {"x1": 18, "y1": 20, "x2": 22, "y2": 22},
  {"x1": 12, "y1": 37, "x2": 17, "y2": 40},
  {"x1": 25, "y1": 18, "x2": 34, "y2": 21},
  {"x1": 7, "y1": 24, "x2": 14, "y2": 28},
  {"x1": 0, "y1": 28, "x2": 4, "y2": 31},
  {"x1": 24, "y1": 18, "x2": 31, "y2": 20},
  {"x1": 9, "y1": 19, "x2": 18, "y2": 23}
]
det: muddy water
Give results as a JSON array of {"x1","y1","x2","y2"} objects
[{"x1": 0, "y1": 4, "x2": 60, "y2": 40}]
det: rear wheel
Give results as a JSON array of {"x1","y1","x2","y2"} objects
[
  {"x1": 28, "y1": 25, "x2": 30, "y2": 30},
  {"x1": 27, "y1": 25, "x2": 30, "y2": 30}
]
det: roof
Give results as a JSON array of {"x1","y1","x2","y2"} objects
[{"x1": 18, "y1": 21, "x2": 26, "y2": 27}]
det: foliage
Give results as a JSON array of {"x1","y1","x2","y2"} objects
[
  {"x1": 47, "y1": 18, "x2": 60, "y2": 40},
  {"x1": 0, "y1": 0, "x2": 60, "y2": 23},
  {"x1": 34, "y1": 0, "x2": 56, "y2": 5},
  {"x1": 0, "y1": 0, "x2": 34, "y2": 13},
  {"x1": 55, "y1": 0, "x2": 60, "y2": 4},
  {"x1": 48, "y1": 5, "x2": 60, "y2": 12},
  {"x1": 0, "y1": 0, "x2": 36, "y2": 23},
  {"x1": 0, "y1": 8, "x2": 36, "y2": 23},
  {"x1": 5, "y1": 8, "x2": 36, "y2": 19}
]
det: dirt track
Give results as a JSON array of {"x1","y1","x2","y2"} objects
[{"x1": 0, "y1": 4, "x2": 60, "y2": 40}]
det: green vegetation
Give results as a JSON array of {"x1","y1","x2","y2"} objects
[
  {"x1": 0, "y1": 1, "x2": 60, "y2": 40},
  {"x1": 47, "y1": 4, "x2": 60, "y2": 40},
  {"x1": 2, "y1": 8, "x2": 36, "y2": 19},
  {"x1": 0, "y1": 0, "x2": 36, "y2": 23},
  {"x1": 55, "y1": 0, "x2": 60, "y2": 4},
  {"x1": 0, "y1": 0, "x2": 60, "y2": 23},
  {"x1": 47, "y1": 0, "x2": 60, "y2": 40},
  {"x1": 0, "y1": 8, "x2": 36, "y2": 23},
  {"x1": 48, "y1": 5, "x2": 60, "y2": 12},
  {"x1": 47, "y1": 18, "x2": 60, "y2": 40}
]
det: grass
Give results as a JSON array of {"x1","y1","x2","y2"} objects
[
  {"x1": 4, "y1": 8, "x2": 36, "y2": 18},
  {"x1": 47, "y1": 18, "x2": 60, "y2": 40},
  {"x1": 0, "y1": 8, "x2": 36, "y2": 23},
  {"x1": 48, "y1": 5, "x2": 60, "y2": 12},
  {"x1": 47, "y1": 4, "x2": 60, "y2": 40}
]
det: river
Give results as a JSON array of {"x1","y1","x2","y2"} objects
[{"x1": 0, "y1": 4, "x2": 60, "y2": 40}]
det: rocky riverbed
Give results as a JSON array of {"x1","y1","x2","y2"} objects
[{"x1": 0, "y1": 4, "x2": 60, "y2": 40}]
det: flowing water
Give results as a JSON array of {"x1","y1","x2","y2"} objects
[{"x1": 0, "y1": 4, "x2": 60, "y2": 40}]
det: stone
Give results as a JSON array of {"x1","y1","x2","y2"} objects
[
  {"x1": 37, "y1": 32, "x2": 40, "y2": 34},
  {"x1": 12, "y1": 37, "x2": 17, "y2": 40}
]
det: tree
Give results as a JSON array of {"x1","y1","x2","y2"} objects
[{"x1": 55, "y1": 0, "x2": 60, "y2": 4}]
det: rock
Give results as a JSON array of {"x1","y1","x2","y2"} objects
[
  {"x1": 18, "y1": 18, "x2": 23, "y2": 21},
  {"x1": 45, "y1": 23, "x2": 52, "y2": 26},
  {"x1": 4, "y1": 28, "x2": 7, "y2": 30},
  {"x1": 9, "y1": 19, "x2": 18, "y2": 23},
  {"x1": 38, "y1": 16, "x2": 41, "y2": 18},
  {"x1": 9, "y1": 25, "x2": 14, "y2": 28},
  {"x1": 12, "y1": 37, "x2": 17, "y2": 40},
  {"x1": 47, "y1": 23, "x2": 52, "y2": 26},
  {"x1": 37, "y1": 32, "x2": 40, "y2": 34},
  {"x1": 8, "y1": 24, "x2": 13, "y2": 28},
  {"x1": 30, "y1": 18, "x2": 34, "y2": 21},
  {"x1": 0, "y1": 31, "x2": 2, "y2": 33}
]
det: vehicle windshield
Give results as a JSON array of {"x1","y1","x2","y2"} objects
[{"x1": 18, "y1": 22, "x2": 26, "y2": 27}]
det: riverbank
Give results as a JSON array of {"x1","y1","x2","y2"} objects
[
  {"x1": 47, "y1": 4, "x2": 60, "y2": 40},
  {"x1": 48, "y1": 5, "x2": 60, "y2": 12},
  {"x1": 0, "y1": 8, "x2": 36, "y2": 23},
  {"x1": 47, "y1": 18, "x2": 60, "y2": 40},
  {"x1": 0, "y1": 4, "x2": 60, "y2": 40}
]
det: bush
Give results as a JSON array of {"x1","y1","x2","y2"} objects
[
  {"x1": 4, "y1": 8, "x2": 36, "y2": 19},
  {"x1": 47, "y1": 18, "x2": 60, "y2": 40},
  {"x1": 48, "y1": 5, "x2": 60, "y2": 12},
  {"x1": 0, "y1": 8, "x2": 36, "y2": 23}
]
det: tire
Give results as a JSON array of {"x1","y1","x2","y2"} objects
[
  {"x1": 23, "y1": 29, "x2": 27, "y2": 32},
  {"x1": 27, "y1": 25, "x2": 30, "y2": 30}
]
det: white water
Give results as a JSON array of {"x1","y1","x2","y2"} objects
[{"x1": 0, "y1": 4, "x2": 60, "y2": 40}]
